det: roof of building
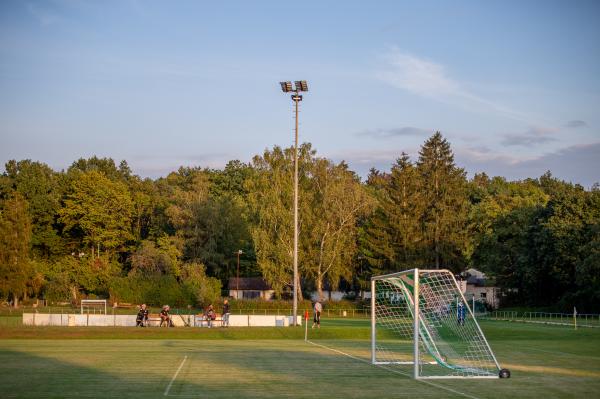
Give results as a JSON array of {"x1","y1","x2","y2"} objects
[{"x1": 228, "y1": 277, "x2": 272, "y2": 291}]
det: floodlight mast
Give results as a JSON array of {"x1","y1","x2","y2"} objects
[{"x1": 279, "y1": 80, "x2": 308, "y2": 326}]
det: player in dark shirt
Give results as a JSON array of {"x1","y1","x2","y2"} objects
[
  {"x1": 160, "y1": 305, "x2": 173, "y2": 327},
  {"x1": 205, "y1": 305, "x2": 216, "y2": 328},
  {"x1": 136, "y1": 304, "x2": 149, "y2": 327},
  {"x1": 222, "y1": 299, "x2": 230, "y2": 327}
]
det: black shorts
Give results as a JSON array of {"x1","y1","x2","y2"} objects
[{"x1": 314, "y1": 311, "x2": 321, "y2": 323}]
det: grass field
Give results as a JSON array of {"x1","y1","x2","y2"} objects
[{"x1": 0, "y1": 318, "x2": 599, "y2": 398}]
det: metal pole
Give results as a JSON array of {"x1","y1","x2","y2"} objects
[
  {"x1": 413, "y1": 268, "x2": 420, "y2": 379},
  {"x1": 292, "y1": 94, "x2": 299, "y2": 326},
  {"x1": 371, "y1": 279, "x2": 376, "y2": 364},
  {"x1": 237, "y1": 251, "x2": 240, "y2": 295}
]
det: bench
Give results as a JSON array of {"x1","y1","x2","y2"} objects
[
  {"x1": 195, "y1": 313, "x2": 224, "y2": 327},
  {"x1": 146, "y1": 313, "x2": 172, "y2": 327}
]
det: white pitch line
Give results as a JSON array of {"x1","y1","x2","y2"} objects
[
  {"x1": 164, "y1": 355, "x2": 188, "y2": 397},
  {"x1": 306, "y1": 340, "x2": 481, "y2": 399}
]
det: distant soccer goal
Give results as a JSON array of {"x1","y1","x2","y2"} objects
[
  {"x1": 81, "y1": 299, "x2": 107, "y2": 315},
  {"x1": 371, "y1": 268, "x2": 509, "y2": 379}
]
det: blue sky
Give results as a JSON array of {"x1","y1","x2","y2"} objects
[{"x1": 1, "y1": 0, "x2": 599, "y2": 187}]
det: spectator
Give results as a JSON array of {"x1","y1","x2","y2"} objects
[
  {"x1": 222, "y1": 299, "x2": 230, "y2": 328},
  {"x1": 205, "y1": 304, "x2": 216, "y2": 328},
  {"x1": 312, "y1": 300, "x2": 322, "y2": 329},
  {"x1": 136, "y1": 304, "x2": 149, "y2": 327},
  {"x1": 160, "y1": 305, "x2": 173, "y2": 327}
]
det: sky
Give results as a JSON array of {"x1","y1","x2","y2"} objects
[{"x1": 1, "y1": 0, "x2": 599, "y2": 187}]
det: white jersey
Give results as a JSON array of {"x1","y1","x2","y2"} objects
[{"x1": 314, "y1": 302, "x2": 322, "y2": 312}]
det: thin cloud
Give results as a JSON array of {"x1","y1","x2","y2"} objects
[
  {"x1": 565, "y1": 120, "x2": 587, "y2": 128},
  {"x1": 457, "y1": 142, "x2": 600, "y2": 188},
  {"x1": 357, "y1": 126, "x2": 430, "y2": 139},
  {"x1": 501, "y1": 126, "x2": 558, "y2": 147},
  {"x1": 377, "y1": 48, "x2": 532, "y2": 122}
]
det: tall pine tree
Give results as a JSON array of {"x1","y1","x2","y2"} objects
[
  {"x1": 417, "y1": 132, "x2": 468, "y2": 270},
  {"x1": 0, "y1": 192, "x2": 33, "y2": 307}
]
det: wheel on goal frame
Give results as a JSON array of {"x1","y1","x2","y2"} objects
[{"x1": 499, "y1": 368, "x2": 511, "y2": 378}]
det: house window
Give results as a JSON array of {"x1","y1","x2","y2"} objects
[
  {"x1": 480, "y1": 292, "x2": 487, "y2": 298},
  {"x1": 243, "y1": 291, "x2": 261, "y2": 299}
]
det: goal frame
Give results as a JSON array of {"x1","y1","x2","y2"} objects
[
  {"x1": 371, "y1": 268, "x2": 501, "y2": 379},
  {"x1": 81, "y1": 299, "x2": 107, "y2": 315}
]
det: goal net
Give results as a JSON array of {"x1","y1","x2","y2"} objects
[{"x1": 371, "y1": 268, "x2": 502, "y2": 379}]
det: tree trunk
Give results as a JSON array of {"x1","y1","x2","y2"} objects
[
  {"x1": 435, "y1": 239, "x2": 440, "y2": 269},
  {"x1": 70, "y1": 286, "x2": 78, "y2": 304},
  {"x1": 296, "y1": 274, "x2": 304, "y2": 301},
  {"x1": 13, "y1": 295, "x2": 19, "y2": 308},
  {"x1": 316, "y1": 274, "x2": 323, "y2": 301}
]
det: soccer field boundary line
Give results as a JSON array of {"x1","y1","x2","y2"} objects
[
  {"x1": 306, "y1": 340, "x2": 481, "y2": 399},
  {"x1": 164, "y1": 355, "x2": 187, "y2": 397}
]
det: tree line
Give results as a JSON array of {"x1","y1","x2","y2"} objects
[{"x1": 1, "y1": 132, "x2": 598, "y2": 311}]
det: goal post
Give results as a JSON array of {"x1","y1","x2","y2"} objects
[{"x1": 371, "y1": 268, "x2": 508, "y2": 379}]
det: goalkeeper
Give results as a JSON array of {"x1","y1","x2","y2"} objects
[{"x1": 457, "y1": 302, "x2": 466, "y2": 326}]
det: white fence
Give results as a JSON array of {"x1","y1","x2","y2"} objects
[{"x1": 22, "y1": 313, "x2": 301, "y2": 327}]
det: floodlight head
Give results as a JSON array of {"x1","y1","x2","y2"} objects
[
  {"x1": 294, "y1": 80, "x2": 308, "y2": 92},
  {"x1": 280, "y1": 81, "x2": 293, "y2": 93}
]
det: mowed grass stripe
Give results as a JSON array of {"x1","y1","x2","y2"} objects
[{"x1": 167, "y1": 341, "x2": 441, "y2": 398}]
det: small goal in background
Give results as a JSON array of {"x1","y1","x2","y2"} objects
[{"x1": 80, "y1": 299, "x2": 107, "y2": 315}]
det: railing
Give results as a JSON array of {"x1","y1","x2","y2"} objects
[
  {"x1": 482, "y1": 311, "x2": 600, "y2": 327},
  {"x1": 487, "y1": 311, "x2": 518, "y2": 320},
  {"x1": 522, "y1": 312, "x2": 600, "y2": 327}
]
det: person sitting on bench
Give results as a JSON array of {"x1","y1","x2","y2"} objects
[
  {"x1": 136, "y1": 303, "x2": 149, "y2": 327},
  {"x1": 205, "y1": 304, "x2": 216, "y2": 328},
  {"x1": 160, "y1": 305, "x2": 173, "y2": 327}
]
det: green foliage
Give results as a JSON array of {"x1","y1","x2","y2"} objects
[
  {"x1": 303, "y1": 158, "x2": 373, "y2": 299},
  {"x1": 473, "y1": 174, "x2": 600, "y2": 311},
  {"x1": 417, "y1": 132, "x2": 469, "y2": 270},
  {"x1": 361, "y1": 132, "x2": 469, "y2": 274},
  {"x1": 247, "y1": 144, "x2": 372, "y2": 299},
  {"x1": 129, "y1": 238, "x2": 182, "y2": 277},
  {"x1": 59, "y1": 170, "x2": 134, "y2": 253},
  {"x1": 180, "y1": 262, "x2": 222, "y2": 307},
  {"x1": 2, "y1": 160, "x2": 63, "y2": 257},
  {"x1": 0, "y1": 192, "x2": 33, "y2": 306},
  {"x1": 109, "y1": 274, "x2": 186, "y2": 306},
  {"x1": 40, "y1": 255, "x2": 120, "y2": 302},
  {"x1": 1, "y1": 139, "x2": 598, "y2": 312},
  {"x1": 109, "y1": 266, "x2": 221, "y2": 308},
  {"x1": 246, "y1": 144, "x2": 310, "y2": 295}
]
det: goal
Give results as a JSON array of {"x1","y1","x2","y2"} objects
[
  {"x1": 371, "y1": 268, "x2": 508, "y2": 379},
  {"x1": 81, "y1": 299, "x2": 107, "y2": 315}
]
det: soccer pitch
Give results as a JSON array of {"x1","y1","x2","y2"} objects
[{"x1": 0, "y1": 319, "x2": 599, "y2": 398}]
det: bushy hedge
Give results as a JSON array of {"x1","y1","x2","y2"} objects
[
  {"x1": 109, "y1": 275, "x2": 185, "y2": 306},
  {"x1": 109, "y1": 270, "x2": 222, "y2": 308}
]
